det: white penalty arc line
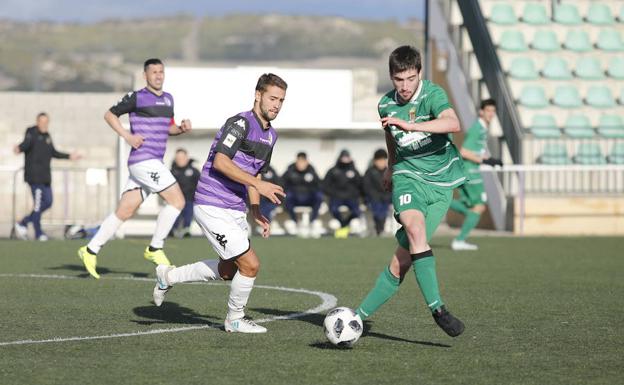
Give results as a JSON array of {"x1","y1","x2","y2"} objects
[{"x1": 0, "y1": 273, "x2": 337, "y2": 347}]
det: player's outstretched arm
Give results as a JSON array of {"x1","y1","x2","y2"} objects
[
  {"x1": 381, "y1": 108, "x2": 460, "y2": 134},
  {"x1": 213, "y1": 152, "x2": 285, "y2": 204},
  {"x1": 104, "y1": 110, "x2": 144, "y2": 149}
]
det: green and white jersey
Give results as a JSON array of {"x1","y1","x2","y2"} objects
[
  {"x1": 462, "y1": 119, "x2": 488, "y2": 183},
  {"x1": 378, "y1": 79, "x2": 466, "y2": 189}
]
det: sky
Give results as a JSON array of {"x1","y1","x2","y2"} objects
[{"x1": 0, "y1": 0, "x2": 425, "y2": 23}]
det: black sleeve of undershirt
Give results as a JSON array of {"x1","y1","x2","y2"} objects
[
  {"x1": 260, "y1": 148, "x2": 273, "y2": 173},
  {"x1": 109, "y1": 91, "x2": 137, "y2": 117},
  {"x1": 214, "y1": 116, "x2": 249, "y2": 158}
]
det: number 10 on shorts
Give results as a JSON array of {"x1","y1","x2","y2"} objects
[{"x1": 399, "y1": 193, "x2": 412, "y2": 206}]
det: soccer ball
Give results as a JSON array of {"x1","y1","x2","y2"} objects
[{"x1": 323, "y1": 307, "x2": 363, "y2": 348}]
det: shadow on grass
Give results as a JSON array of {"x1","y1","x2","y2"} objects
[
  {"x1": 48, "y1": 264, "x2": 149, "y2": 278},
  {"x1": 250, "y1": 307, "x2": 451, "y2": 348},
  {"x1": 131, "y1": 302, "x2": 222, "y2": 328}
]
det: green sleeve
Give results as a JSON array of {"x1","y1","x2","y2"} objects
[{"x1": 429, "y1": 85, "x2": 452, "y2": 117}]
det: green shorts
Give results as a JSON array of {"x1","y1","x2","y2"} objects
[
  {"x1": 458, "y1": 180, "x2": 486, "y2": 208},
  {"x1": 392, "y1": 174, "x2": 453, "y2": 250}
]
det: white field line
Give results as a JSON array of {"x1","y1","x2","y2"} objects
[{"x1": 0, "y1": 273, "x2": 337, "y2": 346}]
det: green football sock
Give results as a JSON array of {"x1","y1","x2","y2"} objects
[
  {"x1": 449, "y1": 200, "x2": 469, "y2": 215},
  {"x1": 356, "y1": 266, "x2": 400, "y2": 319},
  {"x1": 457, "y1": 211, "x2": 481, "y2": 241},
  {"x1": 412, "y1": 250, "x2": 444, "y2": 313}
]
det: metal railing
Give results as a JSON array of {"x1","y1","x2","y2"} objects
[{"x1": 2, "y1": 166, "x2": 116, "y2": 237}]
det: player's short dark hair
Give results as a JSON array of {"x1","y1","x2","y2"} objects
[
  {"x1": 144, "y1": 58, "x2": 163, "y2": 71},
  {"x1": 389, "y1": 45, "x2": 422, "y2": 75},
  {"x1": 36, "y1": 112, "x2": 48, "y2": 120},
  {"x1": 175, "y1": 148, "x2": 188, "y2": 154},
  {"x1": 256, "y1": 73, "x2": 288, "y2": 93},
  {"x1": 296, "y1": 152, "x2": 307, "y2": 159},
  {"x1": 373, "y1": 149, "x2": 388, "y2": 160},
  {"x1": 480, "y1": 99, "x2": 496, "y2": 110}
]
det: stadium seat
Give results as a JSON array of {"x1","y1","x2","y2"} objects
[
  {"x1": 499, "y1": 30, "x2": 528, "y2": 51},
  {"x1": 509, "y1": 57, "x2": 538, "y2": 79},
  {"x1": 521, "y1": 3, "x2": 550, "y2": 25},
  {"x1": 542, "y1": 56, "x2": 572, "y2": 79},
  {"x1": 596, "y1": 29, "x2": 624, "y2": 51},
  {"x1": 585, "y1": 85, "x2": 616, "y2": 108},
  {"x1": 575, "y1": 57, "x2": 605, "y2": 80},
  {"x1": 607, "y1": 143, "x2": 624, "y2": 164},
  {"x1": 597, "y1": 114, "x2": 624, "y2": 138},
  {"x1": 529, "y1": 114, "x2": 561, "y2": 138},
  {"x1": 519, "y1": 85, "x2": 548, "y2": 108},
  {"x1": 531, "y1": 30, "x2": 560, "y2": 52},
  {"x1": 553, "y1": 3, "x2": 582, "y2": 25},
  {"x1": 553, "y1": 85, "x2": 582, "y2": 108},
  {"x1": 563, "y1": 30, "x2": 592, "y2": 52},
  {"x1": 538, "y1": 144, "x2": 570, "y2": 164},
  {"x1": 573, "y1": 143, "x2": 606, "y2": 165},
  {"x1": 586, "y1": 3, "x2": 615, "y2": 25},
  {"x1": 606, "y1": 57, "x2": 624, "y2": 79},
  {"x1": 563, "y1": 114, "x2": 595, "y2": 138},
  {"x1": 490, "y1": 3, "x2": 517, "y2": 25}
]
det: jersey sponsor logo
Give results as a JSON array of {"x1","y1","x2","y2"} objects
[
  {"x1": 223, "y1": 133, "x2": 237, "y2": 148},
  {"x1": 149, "y1": 171, "x2": 160, "y2": 184},
  {"x1": 210, "y1": 231, "x2": 228, "y2": 249},
  {"x1": 259, "y1": 132, "x2": 273, "y2": 145}
]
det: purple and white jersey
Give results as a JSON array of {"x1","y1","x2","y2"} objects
[
  {"x1": 110, "y1": 87, "x2": 175, "y2": 166},
  {"x1": 194, "y1": 110, "x2": 277, "y2": 212}
]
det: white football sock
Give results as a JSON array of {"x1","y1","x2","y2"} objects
[
  {"x1": 227, "y1": 271, "x2": 256, "y2": 320},
  {"x1": 150, "y1": 205, "x2": 181, "y2": 249},
  {"x1": 167, "y1": 260, "x2": 221, "y2": 285},
  {"x1": 87, "y1": 213, "x2": 123, "y2": 254}
]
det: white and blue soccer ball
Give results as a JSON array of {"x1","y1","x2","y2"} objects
[{"x1": 323, "y1": 307, "x2": 363, "y2": 348}]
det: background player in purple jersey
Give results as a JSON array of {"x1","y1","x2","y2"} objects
[
  {"x1": 78, "y1": 58, "x2": 192, "y2": 279},
  {"x1": 151, "y1": 73, "x2": 287, "y2": 334}
]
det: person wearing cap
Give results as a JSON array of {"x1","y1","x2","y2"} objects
[
  {"x1": 323, "y1": 149, "x2": 363, "y2": 238},
  {"x1": 363, "y1": 148, "x2": 392, "y2": 236}
]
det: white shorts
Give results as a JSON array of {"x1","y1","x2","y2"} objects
[
  {"x1": 123, "y1": 159, "x2": 177, "y2": 199},
  {"x1": 194, "y1": 204, "x2": 250, "y2": 260}
]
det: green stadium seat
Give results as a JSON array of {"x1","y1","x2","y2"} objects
[
  {"x1": 521, "y1": 3, "x2": 550, "y2": 25},
  {"x1": 519, "y1": 85, "x2": 548, "y2": 108},
  {"x1": 553, "y1": 85, "x2": 582, "y2": 108},
  {"x1": 542, "y1": 56, "x2": 572, "y2": 79},
  {"x1": 606, "y1": 57, "x2": 624, "y2": 79},
  {"x1": 499, "y1": 30, "x2": 528, "y2": 51},
  {"x1": 509, "y1": 57, "x2": 538, "y2": 79},
  {"x1": 490, "y1": 3, "x2": 517, "y2": 25},
  {"x1": 596, "y1": 29, "x2": 624, "y2": 51},
  {"x1": 574, "y1": 143, "x2": 605, "y2": 165},
  {"x1": 563, "y1": 30, "x2": 592, "y2": 52},
  {"x1": 528, "y1": 114, "x2": 561, "y2": 138},
  {"x1": 586, "y1": 86, "x2": 616, "y2": 108},
  {"x1": 564, "y1": 114, "x2": 595, "y2": 138},
  {"x1": 597, "y1": 114, "x2": 624, "y2": 138},
  {"x1": 607, "y1": 143, "x2": 624, "y2": 164},
  {"x1": 554, "y1": 3, "x2": 582, "y2": 25},
  {"x1": 575, "y1": 57, "x2": 605, "y2": 80},
  {"x1": 531, "y1": 30, "x2": 560, "y2": 52},
  {"x1": 538, "y1": 144, "x2": 570, "y2": 164},
  {"x1": 586, "y1": 3, "x2": 615, "y2": 25}
]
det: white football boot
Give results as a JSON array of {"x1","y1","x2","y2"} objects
[
  {"x1": 153, "y1": 264, "x2": 174, "y2": 306},
  {"x1": 224, "y1": 317, "x2": 267, "y2": 333},
  {"x1": 451, "y1": 239, "x2": 478, "y2": 251},
  {"x1": 14, "y1": 222, "x2": 28, "y2": 240}
]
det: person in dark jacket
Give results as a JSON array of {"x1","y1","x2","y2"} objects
[
  {"x1": 323, "y1": 149, "x2": 362, "y2": 238},
  {"x1": 363, "y1": 148, "x2": 392, "y2": 235},
  {"x1": 282, "y1": 152, "x2": 323, "y2": 223},
  {"x1": 170, "y1": 148, "x2": 200, "y2": 237},
  {"x1": 13, "y1": 112, "x2": 80, "y2": 241}
]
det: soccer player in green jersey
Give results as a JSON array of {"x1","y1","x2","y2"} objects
[
  {"x1": 450, "y1": 99, "x2": 502, "y2": 251},
  {"x1": 355, "y1": 45, "x2": 465, "y2": 337}
]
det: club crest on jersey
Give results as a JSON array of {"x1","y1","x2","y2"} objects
[
  {"x1": 164, "y1": 97, "x2": 172, "y2": 107},
  {"x1": 223, "y1": 133, "x2": 237, "y2": 148},
  {"x1": 409, "y1": 107, "x2": 416, "y2": 123}
]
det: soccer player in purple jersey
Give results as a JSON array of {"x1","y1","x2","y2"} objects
[
  {"x1": 151, "y1": 73, "x2": 287, "y2": 333},
  {"x1": 78, "y1": 58, "x2": 192, "y2": 279}
]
